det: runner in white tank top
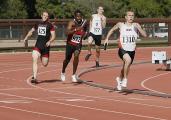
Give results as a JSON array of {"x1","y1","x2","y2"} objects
[
  {"x1": 104, "y1": 10, "x2": 147, "y2": 91},
  {"x1": 90, "y1": 14, "x2": 103, "y2": 35},
  {"x1": 119, "y1": 23, "x2": 138, "y2": 51},
  {"x1": 85, "y1": 6, "x2": 106, "y2": 67}
]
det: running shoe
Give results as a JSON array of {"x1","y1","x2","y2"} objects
[
  {"x1": 31, "y1": 77, "x2": 38, "y2": 84},
  {"x1": 96, "y1": 61, "x2": 100, "y2": 67},
  {"x1": 116, "y1": 77, "x2": 122, "y2": 91},
  {"x1": 71, "y1": 74, "x2": 78, "y2": 83},
  {"x1": 85, "y1": 54, "x2": 92, "y2": 61},
  {"x1": 60, "y1": 72, "x2": 65, "y2": 82},
  {"x1": 121, "y1": 78, "x2": 127, "y2": 88}
]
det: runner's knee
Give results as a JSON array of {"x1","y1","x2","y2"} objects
[
  {"x1": 74, "y1": 50, "x2": 80, "y2": 57},
  {"x1": 42, "y1": 59, "x2": 48, "y2": 67},
  {"x1": 41, "y1": 57, "x2": 49, "y2": 67},
  {"x1": 32, "y1": 55, "x2": 39, "y2": 63},
  {"x1": 96, "y1": 47, "x2": 100, "y2": 53},
  {"x1": 42, "y1": 63, "x2": 48, "y2": 67},
  {"x1": 32, "y1": 51, "x2": 40, "y2": 59},
  {"x1": 88, "y1": 36, "x2": 93, "y2": 44},
  {"x1": 125, "y1": 60, "x2": 131, "y2": 66},
  {"x1": 124, "y1": 58, "x2": 132, "y2": 65}
]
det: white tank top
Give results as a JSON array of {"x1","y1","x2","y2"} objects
[
  {"x1": 90, "y1": 14, "x2": 103, "y2": 35},
  {"x1": 119, "y1": 23, "x2": 138, "y2": 51}
]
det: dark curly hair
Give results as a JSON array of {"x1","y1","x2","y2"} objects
[{"x1": 74, "y1": 10, "x2": 82, "y2": 16}]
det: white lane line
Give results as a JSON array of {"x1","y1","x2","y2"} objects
[
  {"x1": 128, "y1": 98, "x2": 156, "y2": 101},
  {"x1": 0, "y1": 88, "x2": 38, "y2": 91},
  {"x1": 141, "y1": 72, "x2": 171, "y2": 95},
  {"x1": 65, "y1": 99, "x2": 94, "y2": 102},
  {"x1": 0, "y1": 99, "x2": 32, "y2": 103},
  {"x1": 0, "y1": 62, "x2": 61, "y2": 68},
  {"x1": 0, "y1": 67, "x2": 32, "y2": 74},
  {"x1": 39, "y1": 96, "x2": 94, "y2": 102},
  {"x1": 0, "y1": 64, "x2": 57, "y2": 74},
  {"x1": 0, "y1": 87, "x2": 88, "y2": 91},
  {"x1": 0, "y1": 105, "x2": 78, "y2": 120}
]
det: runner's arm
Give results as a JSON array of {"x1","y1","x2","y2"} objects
[
  {"x1": 23, "y1": 28, "x2": 35, "y2": 42},
  {"x1": 49, "y1": 31, "x2": 56, "y2": 42},
  {"x1": 104, "y1": 22, "x2": 120, "y2": 45},
  {"x1": 66, "y1": 21, "x2": 77, "y2": 35},
  {"x1": 89, "y1": 15, "x2": 93, "y2": 31},
  {"x1": 101, "y1": 15, "x2": 106, "y2": 28},
  {"x1": 82, "y1": 20, "x2": 89, "y2": 40},
  {"x1": 135, "y1": 23, "x2": 147, "y2": 37},
  {"x1": 46, "y1": 30, "x2": 56, "y2": 47}
]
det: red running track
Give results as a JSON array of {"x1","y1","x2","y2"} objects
[{"x1": 0, "y1": 46, "x2": 171, "y2": 120}]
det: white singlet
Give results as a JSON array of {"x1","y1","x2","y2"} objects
[
  {"x1": 119, "y1": 23, "x2": 138, "y2": 51},
  {"x1": 90, "y1": 14, "x2": 103, "y2": 35}
]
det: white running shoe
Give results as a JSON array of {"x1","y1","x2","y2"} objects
[
  {"x1": 60, "y1": 73, "x2": 65, "y2": 82},
  {"x1": 121, "y1": 78, "x2": 127, "y2": 88},
  {"x1": 116, "y1": 77, "x2": 122, "y2": 91},
  {"x1": 72, "y1": 74, "x2": 78, "y2": 83}
]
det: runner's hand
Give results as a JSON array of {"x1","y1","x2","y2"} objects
[
  {"x1": 101, "y1": 15, "x2": 106, "y2": 21},
  {"x1": 104, "y1": 39, "x2": 109, "y2": 46},
  {"x1": 24, "y1": 39, "x2": 28, "y2": 47},
  {"x1": 46, "y1": 41, "x2": 51, "y2": 47}
]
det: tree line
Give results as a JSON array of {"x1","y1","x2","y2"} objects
[{"x1": 0, "y1": 0, "x2": 171, "y2": 19}]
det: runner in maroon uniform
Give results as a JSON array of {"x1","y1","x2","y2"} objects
[
  {"x1": 24, "y1": 11, "x2": 56, "y2": 84},
  {"x1": 60, "y1": 10, "x2": 88, "y2": 82}
]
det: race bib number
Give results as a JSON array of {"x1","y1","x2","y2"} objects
[
  {"x1": 94, "y1": 28, "x2": 100, "y2": 33},
  {"x1": 122, "y1": 35, "x2": 136, "y2": 44},
  {"x1": 93, "y1": 21, "x2": 101, "y2": 34},
  {"x1": 71, "y1": 34, "x2": 81, "y2": 43},
  {"x1": 38, "y1": 26, "x2": 46, "y2": 36}
]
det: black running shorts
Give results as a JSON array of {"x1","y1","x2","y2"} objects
[
  {"x1": 89, "y1": 32, "x2": 102, "y2": 46},
  {"x1": 118, "y1": 48, "x2": 135, "y2": 64}
]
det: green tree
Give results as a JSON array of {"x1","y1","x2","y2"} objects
[
  {"x1": 0, "y1": 0, "x2": 171, "y2": 19},
  {"x1": 0, "y1": 0, "x2": 27, "y2": 19},
  {"x1": 129, "y1": 0, "x2": 162, "y2": 18},
  {"x1": 156, "y1": 0, "x2": 171, "y2": 17},
  {"x1": 35, "y1": 0, "x2": 90, "y2": 19},
  {"x1": 111, "y1": 0, "x2": 130, "y2": 18},
  {"x1": 24, "y1": 0, "x2": 38, "y2": 18}
]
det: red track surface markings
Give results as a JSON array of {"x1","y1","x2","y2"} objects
[{"x1": 0, "y1": 47, "x2": 171, "y2": 120}]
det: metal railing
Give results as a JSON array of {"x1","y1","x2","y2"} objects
[{"x1": 0, "y1": 18, "x2": 170, "y2": 46}]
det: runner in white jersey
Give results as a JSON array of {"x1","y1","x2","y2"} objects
[
  {"x1": 90, "y1": 14, "x2": 103, "y2": 35},
  {"x1": 119, "y1": 22, "x2": 138, "y2": 51},
  {"x1": 85, "y1": 6, "x2": 106, "y2": 67},
  {"x1": 104, "y1": 10, "x2": 147, "y2": 91}
]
